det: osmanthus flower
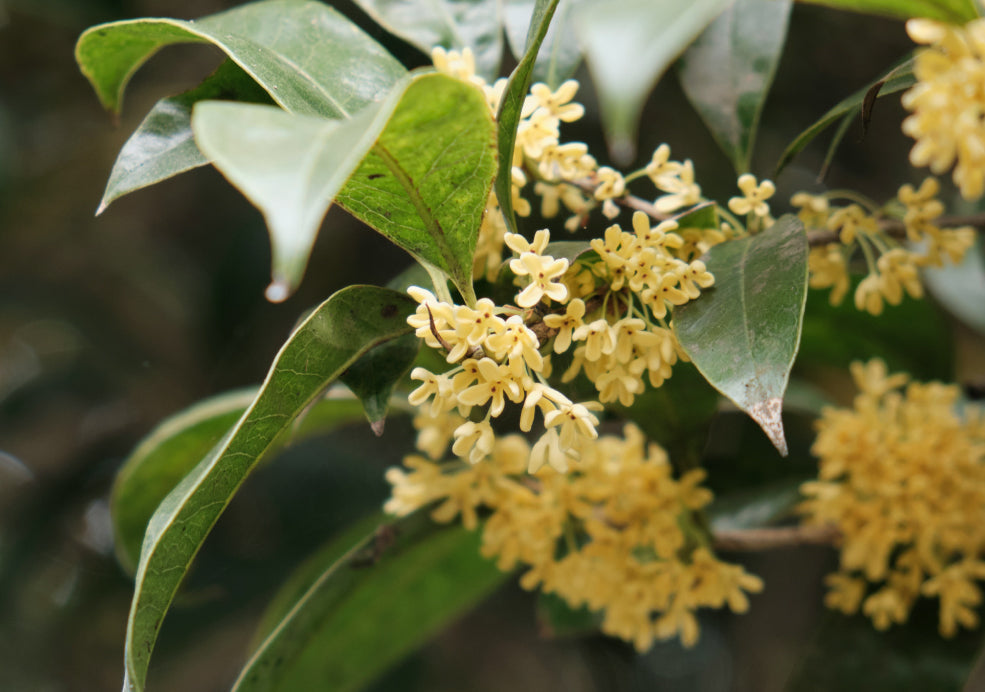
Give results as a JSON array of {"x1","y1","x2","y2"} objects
[
  {"x1": 530, "y1": 80, "x2": 585, "y2": 122},
  {"x1": 542, "y1": 298, "x2": 586, "y2": 354},
  {"x1": 796, "y1": 179, "x2": 975, "y2": 313},
  {"x1": 800, "y1": 360, "x2": 985, "y2": 637},
  {"x1": 384, "y1": 422, "x2": 762, "y2": 650},
  {"x1": 727, "y1": 173, "x2": 775, "y2": 218},
  {"x1": 902, "y1": 18, "x2": 985, "y2": 200}
]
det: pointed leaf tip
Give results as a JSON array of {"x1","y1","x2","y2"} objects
[{"x1": 747, "y1": 397, "x2": 788, "y2": 456}]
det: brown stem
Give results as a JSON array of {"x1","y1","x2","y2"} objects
[{"x1": 712, "y1": 524, "x2": 839, "y2": 552}]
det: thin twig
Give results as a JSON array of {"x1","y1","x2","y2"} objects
[{"x1": 712, "y1": 524, "x2": 840, "y2": 552}]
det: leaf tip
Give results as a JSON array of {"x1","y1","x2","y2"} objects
[
  {"x1": 370, "y1": 418, "x2": 386, "y2": 436},
  {"x1": 607, "y1": 136, "x2": 635, "y2": 167},
  {"x1": 264, "y1": 279, "x2": 290, "y2": 304},
  {"x1": 96, "y1": 199, "x2": 109, "y2": 216},
  {"x1": 747, "y1": 397, "x2": 788, "y2": 457}
]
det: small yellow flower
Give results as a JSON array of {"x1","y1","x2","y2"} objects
[
  {"x1": 727, "y1": 174, "x2": 775, "y2": 217},
  {"x1": 543, "y1": 298, "x2": 586, "y2": 354}
]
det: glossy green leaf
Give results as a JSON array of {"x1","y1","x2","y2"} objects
[
  {"x1": 496, "y1": 0, "x2": 561, "y2": 232},
  {"x1": 574, "y1": 0, "x2": 730, "y2": 164},
  {"x1": 787, "y1": 609, "x2": 985, "y2": 691},
  {"x1": 798, "y1": 274, "x2": 953, "y2": 381},
  {"x1": 352, "y1": 0, "x2": 503, "y2": 81},
  {"x1": 923, "y1": 234, "x2": 985, "y2": 338},
  {"x1": 76, "y1": 0, "x2": 406, "y2": 119},
  {"x1": 122, "y1": 285, "x2": 416, "y2": 692},
  {"x1": 793, "y1": 0, "x2": 977, "y2": 23},
  {"x1": 234, "y1": 512, "x2": 506, "y2": 692},
  {"x1": 97, "y1": 60, "x2": 271, "y2": 214},
  {"x1": 775, "y1": 60, "x2": 914, "y2": 176},
  {"x1": 191, "y1": 81, "x2": 408, "y2": 301},
  {"x1": 339, "y1": 332, "x2": 420, "y2": 432},
  {"x1": 678, "y1": 0, "x2": 792, "y2": 174},
  {"x1": 503, "y1": 0, "x2": 585, "y2": 89},
  {"x1": 709, "y1": 477, "x2": 807, "y2": 531},
  {"x1": 110, "y1": 389, "x2": 368, "y2": 573},
  {"x1": 336, "y1": 73, "x2": 498, "y2": 306},
  {"x1": 673, "y1": 216, "x2": 809, "y2": 456},
  {"x1": 614, "y1": 362, "x2": 720, "y2": 469}
]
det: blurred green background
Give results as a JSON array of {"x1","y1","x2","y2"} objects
[{"x1": 1, "y1": 1, "x2": 983, "y2": 690}]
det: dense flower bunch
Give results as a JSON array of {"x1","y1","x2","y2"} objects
[
  {"x1": 800, "y1": 360, "x2": 985, "y2": 636},
  {"x1": 386, "y1": 416, "x2": 763, "y2": 650},
  {"x1": 429, "y1": 47, "x2": 734, "y2": 282},
  {"x1": 902, "y1": 18, "x2": 985, "y2": 200},
  {"x1": 383, "y1": 48, "x2": 770, "y2": 650},
  {"x1": 792, "y1": 178, "x2": 975, "y2": 315}
]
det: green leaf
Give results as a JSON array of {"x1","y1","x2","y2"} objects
[
  {"x1": 709, "y1": 477, "x2": 807, "y2": 531},
  {"x1": 798, "y1": 274, "x2": 954, "y2": 381},
  {"x1": 792, "y1": 0, "x2": 978, "y2": 23},
  {"x1": 351, "y1": 0, "x2": 503, "y2": 81},
  {"x1": 336, "y1": 73, "x2": 498, "y2": 306},
  {"x1": 503, "y1": 0, "x2": 585, "y2": 89},
  {"x1": 234, "y1": 513, "x2": 506, "y2": 692},
  {"x1": 122, "y1": 285, "x2": 416, "y2": 692},
  {"x1": 574, "y1": 0, "x2": 730, "y2": 164},
  {"x1": 496, "y1": 0, "x2": 561, "y2": 232},
  {"x1": 76, "y1": 0, "x2": 406, "y2": 119},
  {"x1": 678, "y1": 0, "x2": 792, "y2": 175},
  {"x1": 923, "y1": 234, "x2": 985, "y2": 338},
  {"x1": 673, "y1": 216, "x2": 810, "y2": 456},
  {"x1": 111, "y1": 389, "x2": 381, "y2": 573},
  {"x1": 536, "y1": 591, "x2": 601, "y2": 638},
  {"x1": 97, "y1": 60, "x2": 272, "y2": 214},
  {"x1": 774, "y1": 60, "x2": 914, "y2": 177},
  {"x1": 786, "y1": 609, "x2": 985, "y2": 691},
  {"x1": 191, "y1": 81, "x2": 408, "y2": 301},
  {"x1": 613, "y1": 362, "x2": 721, "y2": 469},
  {"x1": 339, "y1": 332, "x2": 420, "y2": 433}
]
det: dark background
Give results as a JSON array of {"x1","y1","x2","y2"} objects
[{"x1": 1, "y1": 1, "x2": 981, "y2": 690}]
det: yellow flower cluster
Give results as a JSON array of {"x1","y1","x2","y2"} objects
[
  {"x1": 902, "y1": 18, "x2": 985, "y2": 200},
  {"x1": 386, "y1": 416, "x2": 763, "y2": 650},
  {"x1": 800, "y1": 360, "x2": 985, "y2": 637},
  {"x1": 792, "y1": 179, "x2": 975, "y2": 314},
  {"x1": 429, "y1": 47, "x2": 722, "y2": 281},
  {"x1": 558, "y1": 210, "x2": 715, "y2": 406}
]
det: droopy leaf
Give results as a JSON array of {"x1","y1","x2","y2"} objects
[
  {"x1": 923, "y1": 234, "x2": 985, "y2": 338},
  {"x1": 678, "y1": 0, "x2": 792, "y2": 175},
  {"x1": 774, "y1": 60, "x2": 914, "y2": 176},
  {"x1": 191, "y1": 80, "x2": 408, "y2": 301},
  {"x1": 76, "y1": 0, "x2": 406, "y2": 119},
  {"x1": 234, "y1": 513, "x2": 505, "y2": 692},
  {"x1": 339, "y1": 332, "x2": 420, "y2": 431},
  {"x1": 503, "y1": 0, "x2": 585, "y2": 88},
  {"x1": 673, "y1": 215, "x2": 809, "y2": 456},
  {"x1": 496, "y1": 0, "x2": 561, "y2": 232},
  {"x1": 336, "y1": 73, "x2": 498, "y2": 306},
  {"x1": 122, "y1": 285, "x2": 416, "y2": 692},
  {"x1": 793, "y1": 0, "x2": 977, "y2": 23},
  {"x1": 110, "y1": 390, "x2": 368, "y2": 573},
  {"x1": 352, "y1": 0, "x2": 503, "y2": 81},
  {"x1": 98, "y1": 60, "x2": 271, "y2": 214},
  {"x1": 574, "y1": 0, "x2": 730, "y2": 164}
]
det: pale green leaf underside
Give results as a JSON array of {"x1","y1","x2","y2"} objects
[
  {"x1": 673, "y1": 215, "x2": 809, "y2": 456},
  {"x1": 191, "y1": 79, "x2": 408, "y2": 301},
  {"x1": 122, "y1": 285, "x2": 416, "y2": 692},
  {"x1": 234, "y1": 513, "x2": 505, "y2": 692},
  {"x1": 352, "y1": 0, "x2": 504, "y2": 81},
  {"x1": 678, "y1": 0, "x2": 792, "y2": 175},
  {"x1": 110, "y1": 388, "x2": 368, "y2": 573},
  {"x1": 923, "y1": 235, "x2": 985, "y2": 338},
  {"x1": 574, "y1": 0, "x2": 730, "y2": 163}
]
